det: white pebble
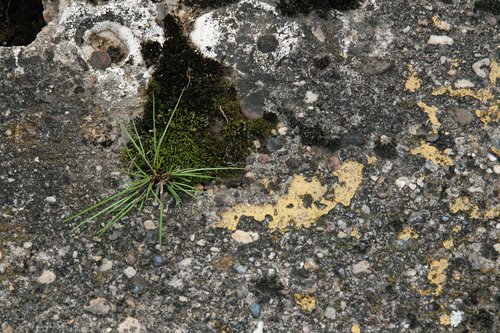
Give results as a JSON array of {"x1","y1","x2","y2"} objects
[
  {"x1": 231, "y1": 230, "x2": 259, "y2": 244},
  {"x1": 472, "y1": 58, "x2": 490, "y2": 78},
  {"x1": 304, "y1": 91, "x2": 318, "y2": 104},
  {"x1": 37, "y1": 270, "x2": 56, "y2": 284},
  {"x1": 454, "y1": 79, "x2": 475, "y2": 88},
  {"x1": 427, "y1": 35, "x2": 454, "y2": 46},
  {"x1": 493, "y1": 165, "x2": 500, "y2": 174},
  {"x1": 123, "y1": 266, "x2": 137, "y2": 278},
  {"x1": 45, "y1": 196, "x2": 56, "y2": 203},
  {"x1": 99, "y1": 259, "x2": 113, "y2": 272},
  {"x1": 143, "y1": 220, "x2": 156, "y2": 230},
  {"x1": 253, "y1": 321, "x2": 264, "y2": 333}
]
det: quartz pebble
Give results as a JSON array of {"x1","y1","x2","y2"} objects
[
  {"x1": 231, "y1": 230, "x2": 259, "y2": 244},
  {"x1": 427, "y1": 35, "x2": 454, "y2": 46},
  {"x1": 118, "y1": 317, "x2": 143, "y2": 333},
  {"x1": 472, "y1": 58, "x2": 490, "y2": 78},
  {"x1": 37, "y1": 270, "x2": 56, "y2": 284},
  {"x1": 85, "y1": 298, "x2": 110, "y2": 315},
  {"x1": 123, "y1": 267, "x2": 137, "y2": 278}
]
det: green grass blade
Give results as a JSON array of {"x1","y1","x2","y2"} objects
[
  {"x1": 64, "y1": 179, "x2": 149, "y2": 222},
  {"x1": 97, "y1": 193, "x2": 145, "y2": 236}
]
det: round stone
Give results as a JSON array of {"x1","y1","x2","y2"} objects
[{"x1": 90, "y1": 51, "x2": 112, "y2": 70}]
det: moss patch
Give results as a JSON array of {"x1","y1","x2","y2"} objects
[{"x1": 139, "y1": 15, "x2": 273, "y2": 179}]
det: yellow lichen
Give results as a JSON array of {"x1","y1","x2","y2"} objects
[
  {"x1": 410, "y1": 142, "x2": 453, "y2": 167},
  {"x1": 405, "y1": 64, "x2": 422, "y2": 92},
  {"x1": 432, "y1": 86, "x2": 494, "y2": 103},
  {"x1": 351, "y1": 324, "x2": 361, "y2": 333},
  {"x1": 490, "y1": 59, "x2": 499, "y2": 87},
  {"x1": 428, "y1": 258, "x2": 449, "y2": 296},
  {"x1": 484, "y1": 208, "x2": 499, "y2": 220},
  {"x1": 443, "y1": 239, "x2": 454, "y2": 250},
  {"x1": 475, "y1": 102, "x2": 499, "y2": 127},
  {"x1": 491, "y1": 146, "x2": 500, "y2": 156},
  {"x1": 351, "y1": 229, "x2": 361, "y2": 239},
  {"x1": 367, "y1": 155, "x2": 377, "y2": 165},
  {"x1": 417, "y1": 102, "x2": 441, "y2": 131},
  {"x1": 449, "y1": 197, "x2": 480, "y2": 219},
  {"x1": 439, "y1": 314, "x2": 451, "y2": 326},
  {"x1": 332, "y1": 161, "x2": 364, "y2": 206},
  {"x1": 217, "y1": 176, "x2": 335, "y2": 232},
  {"x1": 293, "y1": 293, "x2": 316, "y2": 313},
  {"x1": 398, "y1": 227, "x2": 419, "y2": 240},
  {"x1": 217, "y1": 162, "x2": 363, "y2": 233},
  {"x1": 452, "y1": 225, "x2": 462, "y2": 233}
]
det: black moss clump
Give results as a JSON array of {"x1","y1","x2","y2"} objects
[
  {"x1": 276, "y1": 0, "x2": 363, "y2": 17},
  {"x1": 474, "y1": 0, "x2": 500, "y2": 14},
  {"x1": 0, "y1": 0, "x2": 46, "y2": 46},
  {"x1": 139, "y1": 15, "x2": 273, "y2": 178},
  {"x1": 182, "y1": 0, "x2": 240, "y2": 9}
]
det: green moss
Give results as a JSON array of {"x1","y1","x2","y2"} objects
[{"x1": 138, "y1": 15, "x2": 273, "y2": 180}]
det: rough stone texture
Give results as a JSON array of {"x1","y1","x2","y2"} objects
[{"x1": 1, "y1": 0, "x2": 499, "y2": 332}]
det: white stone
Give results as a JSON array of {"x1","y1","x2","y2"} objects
[
  {"x1": 450, "y1": 310, "x2": 464, "y2": 328},
  {"x1": 311, "y1": 26, "x2": 326, "y2": 43},
  {"x1": 472, "y1": 58, "x2": 490, "y2": 78},
  {"x1": 324, "y1": 306, "x2": 336, "y2": 320},
  {"x1": 178, "y1": 257, "x2": 193, "y2": 268},
  {"x1": 178, "y1": 296, "x2": 188, "y2": 303},
  {"x1": 304, "y1": 91, "x2": 318, "y2": 103},
  {"x1": 123, "y1": 266, "x2": 137, "y2": 278},
  {"x1": 37, "y1": 270, "x2": 56, "y2": 284},
  {"x1": 231, "y1": 230, "x2": 259, "y2": 244},
  {"x1": 352, "y1": 260, "x2": 371, "y2": 275},
  {"x1": 454, "y1": 79, "x2": 475, "y2": 88},
  {"x1": 253, "y1": 322, "x2": 264, "y2": 333},
  {"x1": 99, "y1": 259, "x2": 113, "y2": 272},
  {"x1": 427, "y1": 35, "x2": 454, "y2": 46},
  {"x1": 118, "y1": 317, "x2": 143, "y2": 333},
  {"x1": 493, "y1": 165, "x2": 500, "y2": 174},
  {"x1": 277, "y1": 127, "x2": 288, "y2": 135},
  {"x1": 45, "y1": 196, "x2": 56, "y2": 203}
]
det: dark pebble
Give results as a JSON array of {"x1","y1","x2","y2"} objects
[
  {"x1": 266, "y1": 136, "x2": 286, "y2": 152},
  {"x1": 257, "y1": 34, "x2": 278, "y2": 53},
  {"x1": 90, "y1": 50, "x2": 112, "y2": 70},
  {"x1": 408, "y1": 212, "x2": 425, "y2": 224},
  {"x1": 240, "y1": 91, "x2": 266, "y2": 120},
  {"x1": 153, "y1": 255, "x2": 164, "y2": 267},
  {"x1": 250, "y1": 303, "x2": 261, "y2": 318},
  {"x1": 359, "y1": 57, "x2": 393, "y2": 76}
]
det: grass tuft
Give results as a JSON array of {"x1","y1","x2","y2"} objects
[{"x1": 65, "y1": 86, "x2": 241, "y2": 248}]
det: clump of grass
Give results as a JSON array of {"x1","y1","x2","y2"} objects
[{"x1": 65, "y1": 86, "x2": 240, "y2": 248}]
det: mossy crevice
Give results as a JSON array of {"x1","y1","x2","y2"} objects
[{"x1": 139, "y1": 15, "x2": 274, "y2": 180}]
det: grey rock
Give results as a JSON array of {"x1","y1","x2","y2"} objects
[
  {"x1": 408, "y1": 212, "x2": 425, "y2": 224},
  {"x1": 250, "y1": 303, "x2": 261, "y2": 318},
  {"x1": 450, "y1": 108, "x2": 474, "y2": 126},
  {"x1": 359, "y1": 57, "x2": 393, "y2": 76},
  {"x1": 266, "y1": 136, "x2": 286, "y2": 152}
]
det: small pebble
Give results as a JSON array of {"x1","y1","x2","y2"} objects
[
  {"x1": 85, "y1": 297, "x2": 110, "y2": 315},
  {"x1": 123, "y1": 267, "x2": 137, "y2": 278},
  {"x1": 153, "y1": 255, "x2": 164, "y2": 267},
  {"x1": 472, "y1": 58, "x2": 490, "y2": 78},
  {"x1": 250, "y1": 303, "x2": 261, "y2": 318},
  {"x1": 427, "y1": 35, "x2": 454, "y2": 46},
  {"x1": 232, "y1": 230, "x2": 259, "y2": 244},
  {"x1": 493, "y1": 165, "x2": 500, "y2": 174},
  {"x1": 454, "y1": 79, "x2": 475, "y2": 88},
  {"x1": 125, "y1": 254, "x2": 137, "y2": 266},
  {"x1": 118, "y1": 317, "x2": 143, "y2": 333},
  {"x1": 22, "y1": 241, "x2": 32, "y2": 249},
  {"x1": 352, "y1": 260, "x2": 371, "y2": 275},
  {"x1": 143, "y1": 220, "x2": 156, "y2": 230},
  {"x1": 37, "y1": 270, "x2": 56, "y2": 284},
  {"x1": 179, "y1": 296, "x2": 188, "y2": 303},
  {"x1": 99, "y1": 259, "x2": 113, "y2": 272},
  {"x1": 234, "y1": 264, "x2": 248, "y2": 274},
  {"x1": 45, "y1": 196, "x2": 56, "y2": 203},
  {"x1": 90, "y1": 50, "x2": 112, "y2": 70}
]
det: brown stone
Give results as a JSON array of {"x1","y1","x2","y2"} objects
[{"x1": 90, "y1": 51, "x2": 112, "y2": 70}]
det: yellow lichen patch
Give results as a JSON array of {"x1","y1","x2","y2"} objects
[
  {"x1": 217, "y1": 176, "x2": 335, "y2": 233},
  {"x1": 491, "y1": 146, "x2": 500, "y2": 156},
  {"x1": 452, "y1": 225, "x2": 462, "y2": 233},
  {"x1": 490, "y1": 59, "x2": 499, "y2": 87},
  {"x1": 398, "y1": 227, "x2": 419, "y2": 240},
  {"x1": 432, "y1": 86, "x2": 494, "y2": 102},
  {"x1": 439, "y1": 314, "x2": 451, "y2": 326},
  {"x1": 484, "y1": 208, "x2": 499, "y2": 220},
  {"x1": 367, "y1": 155, "x2": 378, "y2": 165},
  {"x1": 405, "y1": 64, "x2": 422, "y2": 92},
  {"x1": 428, "y1": 258, "x2": 449, "y2": 296},
  {"x1": 351, "y1": 324, "x2": 361, "y2": 333},
  {"x1": 417, "y1": 102, "x2": 441, "y2": 131},
  {"x1": 443, "y1": 239, "x2": 454, "y2": 250},
  {"x1": 449, "y1": 197, "x2": 480, "y2": 219},
  {"x1": 410, "y1": 142, "x2": 453, "y2": 167},
  {"x1": 293, "y1": 293, "x2": 316, "y2": 313},
  {"x1": 475, "y1": 102, "x2": 499, "y2": 127},
  {"x1": 351, "y1": 229, "x2": 361, "y2": 239},
  {"x1": 332, "y1": 161, "x2": 364, "y2": 206}
]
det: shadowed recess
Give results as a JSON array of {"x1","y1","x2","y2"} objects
[
  {"x1": 276, "y1": 0, "x2": 363, "y2": 17},
  {"x1": 0, "y1": 0, "x2": 46, "y2": 46}
]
